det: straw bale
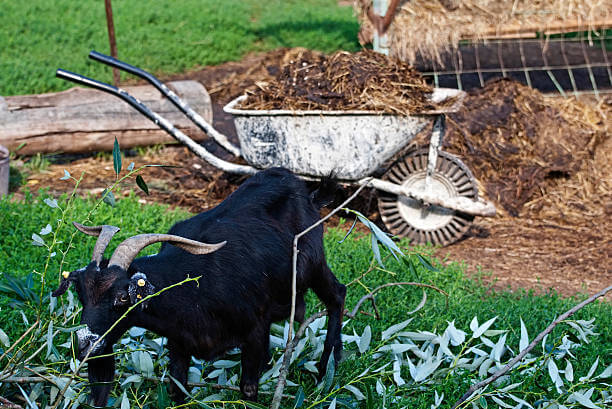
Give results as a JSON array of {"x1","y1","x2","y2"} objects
[{"x1": 356, "y1": 0, "x2": 612, "y2": 64}]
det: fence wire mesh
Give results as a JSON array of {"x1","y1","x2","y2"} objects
[{"x1": 413, "y1": 29, "x2": 612, "y2": 98}]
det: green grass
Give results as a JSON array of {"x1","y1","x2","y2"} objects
[
  {"x1": 0, "y1": 193, "x2": 609, "y2": 407},
  {"x1": 0, "y1": 0, "x2": 360, "y2": 96}
]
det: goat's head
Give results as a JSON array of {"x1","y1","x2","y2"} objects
[{"x1": 53, "y1": 222, "x2": 225, "y2": 360}]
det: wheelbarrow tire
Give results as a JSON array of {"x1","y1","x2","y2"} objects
[{"x1": 378, "y1": 149, "x2": 478, "y2": 246}]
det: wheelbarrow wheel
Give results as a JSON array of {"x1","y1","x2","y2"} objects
[{"x1": 378, "y1": 149, "x2": 478, "y2": 246}]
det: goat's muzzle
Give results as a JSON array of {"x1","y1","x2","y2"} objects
[{"x1": 76, "y1": 327, "x2": 105, "y2": 360}]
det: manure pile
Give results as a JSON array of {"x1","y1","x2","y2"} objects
[
  {"x1": 443, "y1": 79, "x2": 609, "y2": 220},
  {"x1": 239, "y1": 49, "x2": 437, "y2": 115}
]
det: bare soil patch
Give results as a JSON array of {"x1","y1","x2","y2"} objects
[{"x1": 14, "y1": 49, "x2": 611, "y2": 299}]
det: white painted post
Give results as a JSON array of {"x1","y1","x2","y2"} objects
[{"x1": 373, "y1": 0, "x2": 390, "y2": 55}]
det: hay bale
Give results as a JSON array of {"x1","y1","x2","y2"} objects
[{"x1": 356, "y1": 0, "x2": 612, "y2": 65}]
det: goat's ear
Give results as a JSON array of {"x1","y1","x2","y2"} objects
[
  {"x1": 52, "y1": 270, "x2": 77, "y2": 297},
  {"x1": 128, "y1": 272, "x2": 155, "y2": 309}
]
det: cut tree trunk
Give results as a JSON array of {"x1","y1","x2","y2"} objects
[{"x1": 0, "y1": 80, "x2": 212, "y2": 155}]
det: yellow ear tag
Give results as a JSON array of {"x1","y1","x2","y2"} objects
[
  {"x1": 62, "y1": 271, "x2": 70, "y2": 279},
  {"x1": 136, "y1": 294, "x2": 142, "y2": 299},
  {"x1": 137, "y1": 279, "x2": 146, "y2": 287}
]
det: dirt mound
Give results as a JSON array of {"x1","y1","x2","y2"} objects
[
  {"x1": 442, "y1": 79, "x2": 608, "y2": 218},
  {"x1": 239, "y1": 49, "x2": 436, "y2": 115}
]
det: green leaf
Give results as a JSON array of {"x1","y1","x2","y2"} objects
[
  {"x1": 121, "y1": 374, "x2": 142, "y2": 386},
  {"x1": 293, "y1": 386, "x2": 305, "y2": 408},
  {"x1": 338, "y1": 217, "x2": 358, "y2": 244},
  {"x1": 113, "y1": 137, "x2": 122, "y2": 177},
  {"x1": 416, "y1": 254, "x2": 438, "y2": 272},
  {"x1": 491, "y1": 396, "x2": 513, "y2": 408},
  {"x1": 366, "y1": 385, "x2": 374, "y2": 409},
  {"x1": 31, "y1": 233, "x2": 45, "y2": 247},
  {"x1": 479, "y1": 396, "x2": 488, "y2": 408},
  {"x1": 0, "y1": 328, "x2": 10, "y2": 347},
  {"x1": 139, "y1": 351, "x2": 154, "y2": 377},
  {"x1": 136, "y1": 175, "x2": 150, "y2": 195},
  {"x1": 157, "y1": 384, "x2": 170, "y2": 409},
  {"x1": 344, "y1": 384, "x2": 365, "y2": 401},
  {"x1": 102, "y1": 189, "x2": 116, "y2": 207},
  {"x1": 212, "y1": 359, "x2": 239, "y2": 368},
  {"x1": 565, "y1": 359, "x2": 574, "y2": 382},
  {"x1": 598, "y1": 363, "x2": 612, "y2": 379},
  {"x1": 569, "y1": 390, "x2": 600, "y2": 409},
  {"x1": 46, "y1": 320, "x2": 53, "y2": 359},
  {"x1": 328, "y1": 398, "x2": 337, "y2": 409},
  {"x1": 382, "y1": 318, "x2": 413, "y2": 340},
  {"x1": 43, "y1": 198, "x2": 59, "y2": 209},
  {"x1": 548, "y1": 359, "x2": 560, "y2": 384},
  {"x1": 371, "y1": 234, "x2": 383, "y2": 267},
  {"x1": 409, "y1": 290, "x2": 427, "y2": 315},
  {"x1": 121, "y1": 390, "x2": 129, "y2": 409},
  {"x1": 472, "y1": 316, "x2": 497, "y2": 339},
  {"x1": 519, "y1": 318, "x2": 529, "y2": 353},
  {"x1": 322, "y1": 350, "x2": 336, "y2": 393},
  {"x1": 358, "y1": 325, "x2": 371, "y2": 354},
  {"x1": 403, "y1": 257, "x2": 419, "y2": 280}
]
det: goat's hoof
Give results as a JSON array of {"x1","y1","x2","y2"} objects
[{"x1": 242, "y1": 383, "x2": 258, "y2": 401}]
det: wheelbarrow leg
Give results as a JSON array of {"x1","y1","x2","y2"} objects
[{"x1": 425, "y1": 114, "x2": 445, "y2": 193}]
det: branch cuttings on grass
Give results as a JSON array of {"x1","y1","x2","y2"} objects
[
  {"x1": 0, "y1": 396, "x2": 23, "y2": 409},
  {"x1": 451, "y1": 284, "x2": 612, "y2": 409}
]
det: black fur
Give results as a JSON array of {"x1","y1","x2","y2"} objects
[{"x1": 54, "y1": 168, "x2": 346, "y2": 406}]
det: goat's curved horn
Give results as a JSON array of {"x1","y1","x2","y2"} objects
[
  {"x1": 73, "y1": 222, "x2": 121, "y2": 265},
  {"x1": 108, "y1": 234, "x2": 226, "y2": 270}
]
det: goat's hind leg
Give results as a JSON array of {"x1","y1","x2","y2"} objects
[
  {"x1": 311, "y1": 263, "x2": 346, "y2": 379},
  {"x1": 240, "y1": 325, "x2": 270, "y2": 401}
]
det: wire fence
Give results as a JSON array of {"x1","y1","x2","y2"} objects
[{"x1": 413, "y1": 29, "x2": 612, "y2": 98}]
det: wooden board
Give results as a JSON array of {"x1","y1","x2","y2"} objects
[{"x1": 0, "y1": 80, "x2": 212, "y2": 155}]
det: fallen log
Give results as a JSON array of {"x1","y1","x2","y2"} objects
[{"x1": 0, "y1": 80, "x2": 212, "y2": 155}]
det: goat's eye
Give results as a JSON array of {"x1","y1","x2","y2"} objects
[{"x1": 115, "y1": 293, "x2": 129, "y2": 306}]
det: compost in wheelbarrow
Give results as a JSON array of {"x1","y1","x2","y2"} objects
[{"x1": 56, "y1": 51, "x2": 496, "y2": 246}]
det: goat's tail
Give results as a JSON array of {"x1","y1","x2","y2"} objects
[{"x1": 310, "y1": 177, "x2": 340, "y2": 209}]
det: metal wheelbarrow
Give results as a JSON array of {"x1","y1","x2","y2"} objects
[{"x1": 57, "y1": 51, "x2": 496, "y2": 246}]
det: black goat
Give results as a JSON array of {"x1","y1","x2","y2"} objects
[{"x1": 52, "y1": 167, "x2": 346, "y2": 406}]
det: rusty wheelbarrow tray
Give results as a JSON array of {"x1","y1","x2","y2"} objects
[{"x1": 57, "y1": 51, "x2": 496, "y2": 246}]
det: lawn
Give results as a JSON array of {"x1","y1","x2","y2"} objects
[
  {"x1": 0, "y1": 191, "x2": 609, "y2": 408},
  {"x1": 0, "y1": 0, "x2": 360, "y2": 96}
]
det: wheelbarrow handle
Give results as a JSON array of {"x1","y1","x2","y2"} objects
[
  {"x1": 56, "y1": 69, "x2": 121, "y2": 97},
  {"x1": 55, "y1": 68, "x2": 256, "y2": 176},
  {"x1": 89, "y1": 50, "x2": 157, "y2": 86},
  {"x1": 56, "y1": 69, "x2": 159, "y2": 123},
  {"x1": 88, "y1": 51, "x2": 241, "y2": 156}
]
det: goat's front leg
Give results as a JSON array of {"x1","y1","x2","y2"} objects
[
  {"x1": 240, "y1": 326, "x2": 270, "y2": 401},
  {"x1": 88, "y1": 347, "x2": 115, "y2": 407},
  {"x1": 168, "y1": 343, "x2": 190, "y2": 404}
]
